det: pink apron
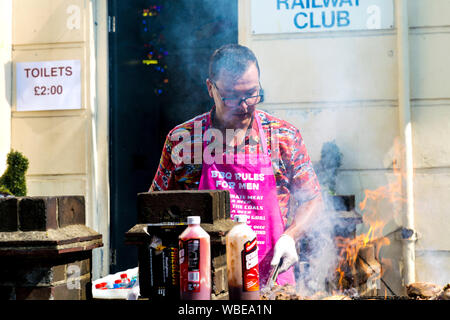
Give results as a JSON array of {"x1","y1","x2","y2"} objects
[{"x1": 198, "y1": 112, "x2": 295, "y2": 286}]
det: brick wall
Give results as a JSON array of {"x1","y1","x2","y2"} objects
[
  {"x1": 0, "y1": 252, "x2": 92, "y2": 300},
  {"x1": 0, "y1": 195, "x2": 102, "y2": 300},
  {"x1": 211, "y1": 245, "x2": 228, "y2": 300},
  {"x1": 137, "y1": 190, "x2": 230, "y2": 223}
]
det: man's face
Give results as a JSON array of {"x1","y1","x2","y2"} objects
[{"x1": 207, "y1": 63, "x2": 260, "y2": 130}]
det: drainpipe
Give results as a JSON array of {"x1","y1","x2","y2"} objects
[{"x1": 396, "y1": 0, "x2": 416, "y2": 286}]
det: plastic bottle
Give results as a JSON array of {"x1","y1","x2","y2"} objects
[
  {"x1": 120, "y1": 273, "x2": 130, "y2": 287},
  {"x1": 179, "y1": 216, "x2": 211, "y2": 300},
  {"x1": 113, "y1": 279, "x2": 123, "y2": 289},
  {"x1": 95, "y1": 282, "x2": 108, "y2": 290},
  {"x1": 128, "y1": 275, "x2": 137, "y2": 288},
  {"x1": 226, "y1": 215, "x2": 260, "y2": 300}
]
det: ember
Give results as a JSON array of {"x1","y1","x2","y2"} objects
[
  {"x1": 259, "y1": 283, "x2": 352, "y2": 300},
  {"x1": 260, "y1": 284, "x2": 303, "y2": 300},
  {"x1": 259, "y1": 282, "x2": 450, "y2": 300}
]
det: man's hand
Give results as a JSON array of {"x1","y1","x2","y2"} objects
[{"x1": 270, "y1": 234, "x2": 299, "y2": 273}]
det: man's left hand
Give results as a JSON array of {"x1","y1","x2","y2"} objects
[{"x1": 270, "y1": 234, "x2": 299, "y2": 273}]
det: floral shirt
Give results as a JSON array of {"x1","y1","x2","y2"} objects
[{"x1": 150, "y1": 108, "x2": 321, "y2": 225}]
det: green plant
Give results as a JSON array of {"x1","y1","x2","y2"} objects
[
  {"x1": 0, "y1": 150, "x2": 29, "y2": 196},
  {"x1": 0, "y1": 185, "x2": 12, "y2": 196}
]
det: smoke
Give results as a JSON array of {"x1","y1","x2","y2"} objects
[
  {"x1": 292, "y1": 140, "x2": 348, "y2": 296},
  {"x1": 160, "y1": 0, "x2": 238, "y2": 116},
  {"x1": 416, "y1": 251, "x2": 450, "y2": 287},
  {"x1": 294, "y1": 194, "x2": 345, "y2": 296}
]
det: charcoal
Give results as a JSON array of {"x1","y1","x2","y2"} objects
[
  {"x1": 436, "y1": 283, "x2": 450, "y2": 300},
  {"x1": 321, "y1": 295, "x2": 352, "y2": 300},
  {"x1": 260, "y1": 284, "x2": 304, "y2": 300},
  {"x1": 406, "y1": 282, "x2": 442, "y2": 299}
]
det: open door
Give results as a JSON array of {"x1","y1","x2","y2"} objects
[{"x1": 108, "y1": 0, "x2": 238, "y2": 273}]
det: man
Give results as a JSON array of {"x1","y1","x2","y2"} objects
[{"x1": 150, "y1": 44, "x2": 323, "y2": 285}]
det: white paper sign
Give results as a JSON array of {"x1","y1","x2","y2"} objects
[
  {"x1": 251, "y1": 0, "x2": 394, "y2": 34},
  {"x1": 16, "y1": 60, "x2": 81, "y2": 111}
]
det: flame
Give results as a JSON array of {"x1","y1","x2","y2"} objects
[{"x1": 334, "y1": 138, "x2": 406, "y2": 295}]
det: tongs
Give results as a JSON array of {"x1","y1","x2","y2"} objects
[
  {"x1": 261, "y1": 257, "x2": 284, "y2": 299},
  {"x1": 266, "y1": 257, "x2": 284, "y2": 288}
]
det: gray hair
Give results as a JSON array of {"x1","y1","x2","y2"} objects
[{"x1": 208, "y1": 44, "x2": 260, "y2": 82}]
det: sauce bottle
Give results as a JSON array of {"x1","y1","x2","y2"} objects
[
  {"x1": 179, "y1": 216, "x2": 211, "y2": 300},
  {"x1": 226, "y1": 215, "x2": 260, "y2": 300}
]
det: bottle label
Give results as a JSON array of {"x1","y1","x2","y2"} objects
[
  {"x1": 241, "y1": 237, "x2": 260, "y2": 292},
  {"x1": 150, "y1": 244, "x2": 179, "y2": 298},
  {"x1": 179, "y1": 239, "x2": 201, "y2": 293}
]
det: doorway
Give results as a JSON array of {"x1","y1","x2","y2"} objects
[{"x1": 108, "y1": 0, "x2": 238, "y2": 273}]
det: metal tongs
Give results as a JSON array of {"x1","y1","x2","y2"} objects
[
  {"x1": 261, "y1": 257, "x2": 284, "y2": 299},
  {"x1": 266, "y1": 257, "x2": 284, "y2": 289}
]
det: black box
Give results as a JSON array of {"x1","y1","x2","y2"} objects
[{"x1": 138, "y1": 223, "x2": 187, "y2": 300}]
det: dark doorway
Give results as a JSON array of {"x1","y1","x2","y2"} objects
[{"x1": 108, "y1": 0, "x2": 238, "y2": 273}]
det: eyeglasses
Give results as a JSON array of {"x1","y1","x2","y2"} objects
[{"x1": 211, "y1": 81, "x2": 264, "y2": 108}]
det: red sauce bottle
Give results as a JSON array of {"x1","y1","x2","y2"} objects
[{"x1": 179, "y1": 216, "x2": 211, "y2": 300}]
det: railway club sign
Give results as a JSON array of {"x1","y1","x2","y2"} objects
[{"x1": 251, "y1": 0, "x2": 394, "y2": 34}]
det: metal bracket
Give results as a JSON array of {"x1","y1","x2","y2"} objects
[
  {"x1": 110, "y1": 248, "x2": 117, "y2": 265},
  {"x1": 108, "y1": 16, "x2": 116, "y2": 33},
  {"x1": 395, "y1": 227, "x2": 420, "y2": 241}
]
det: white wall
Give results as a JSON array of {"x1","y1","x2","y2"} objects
[
  {"x1": 0, "y1": 0, "x2": 12, "y2": 175},
  {"x1": 408, "y1": 0, "x2": 450, "y2": 287},
  {"x1": 11, "y1": 0, "x2": 110, "y2": 279},
  {"x1": 239, "y1": 0, "x2": 450, "y2": 294}
]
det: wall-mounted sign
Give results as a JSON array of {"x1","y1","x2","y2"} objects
[
  {"x1": 16, "y1": 60, "x2": 81, "y2": 111},
  {"x1": 251, "y1": 0, "x2": 394, "y2": 34}
]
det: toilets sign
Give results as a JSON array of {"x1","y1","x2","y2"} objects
[
  {"x1": 16, "y1": 60, "x2": 81, "y2": 111},
  {"x1": 251, "y1": 0, "x2": 394, "y2": 34}
]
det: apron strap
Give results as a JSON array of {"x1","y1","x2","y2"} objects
[{"x1": 254, "y1": 112, "x2": 269, "y2": 156}]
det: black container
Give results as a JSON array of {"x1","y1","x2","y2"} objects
[{"x1": 138, "y1": 222, "x2": 186, "y2": 300}]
